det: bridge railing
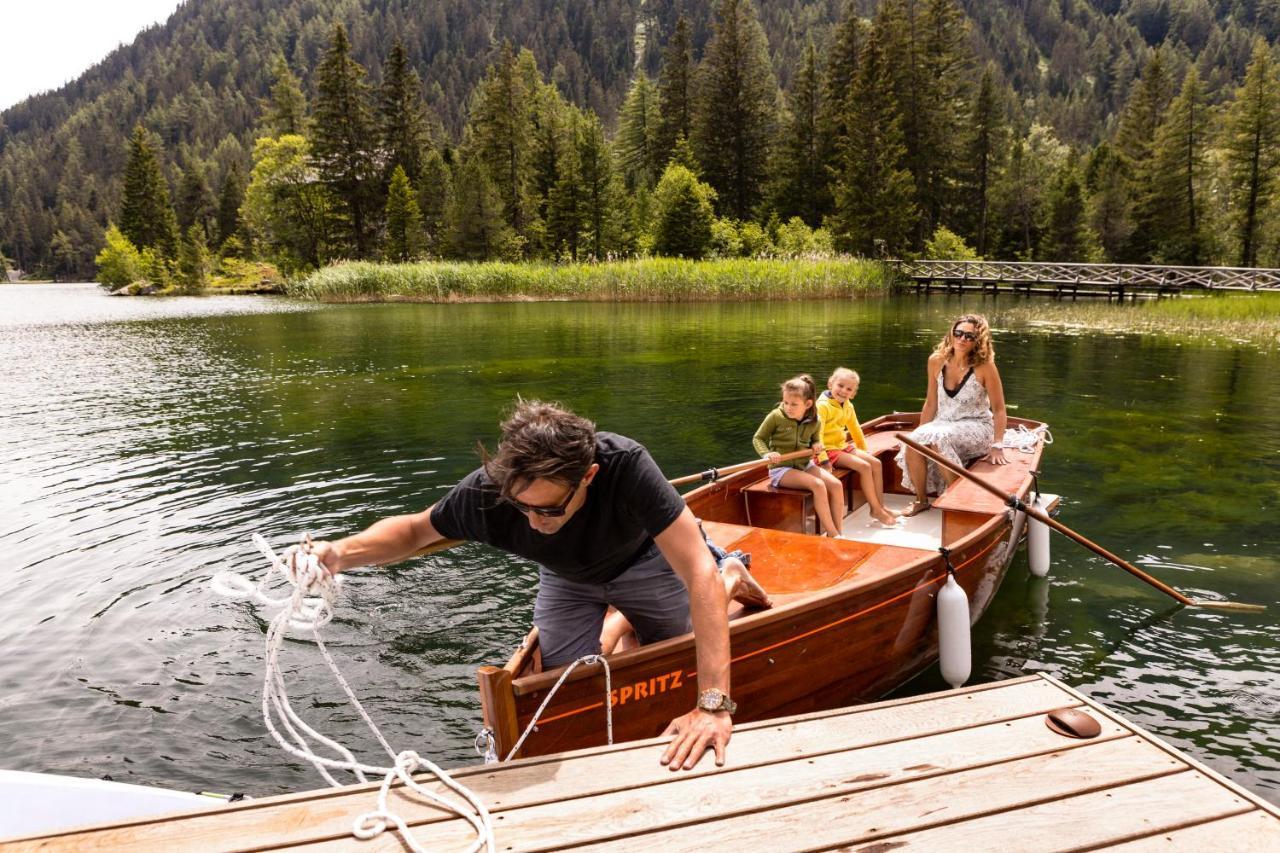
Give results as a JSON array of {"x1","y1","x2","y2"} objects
[{"x1": 890, "y1": 260, "x2": 1280, "y2": 291}]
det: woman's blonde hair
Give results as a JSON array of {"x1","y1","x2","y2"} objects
[{"x1": 933, "y1": 313, "x2": 994, "y2": 366}]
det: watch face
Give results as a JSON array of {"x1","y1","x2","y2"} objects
[{"x1": 699, "y1": 688, "x2": 724, "y2": 710}]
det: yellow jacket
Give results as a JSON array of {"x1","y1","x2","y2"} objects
[{"x1": 816, "y1": 391, "x2": 867, "y2": 451}]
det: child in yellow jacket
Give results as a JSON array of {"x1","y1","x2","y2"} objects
[{"x1": 818, "y1": 367, "x2": 900, "y2": 527}]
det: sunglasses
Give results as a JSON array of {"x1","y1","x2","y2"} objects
[
  {"x1": 504, "y1": 482, "x2": 580, "y2": 517},
  {"x1": 952, "y1": 328, "x2": 978, "y2": 342}
]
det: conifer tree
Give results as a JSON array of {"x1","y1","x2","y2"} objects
[
  {"x1": 1223, "y1": 39, "x2": 1280, "y2": 267},
  {"x1": 692, "y1": 0, "x2": 780, "y2": 220},
  {"x1": 527, "y1": 76, "x2": 574, "y2": 257},
  {"x1": 832, "y1": 21, "x2": 917, "y2": 256},
  {"x1": 417, "y1": 149, "x2": 451, "y2": 255},
  {"x1": 959, "y1": 65, "x2": 1006, "y2": 256},
  {"x1": 177, "y1": 223, "x2": 210, "y2": 292},
  {"x1": 1114, "y1": 49, "x2": 1172, "y2": 261},
  {"x1": 379, "y1": 41, "x2": 434, "y2": 184},
  {"x1": 119, "y1": 125, "x2": 179, "y2": 258},
  {"x1": 819, "y1": 5, "x2": 867, "y2": 163},
  {"x1": 384, "y1": 165, "x2": 426, "y2": 261},
  {"x1": 215, "y1": 162, "x2": 246, "y2": 250},
  {"x1": 469, "y1": 43, "x2": 536, "y2": 247},
  {"x1": 1041, "y1": 160, "x2": 1089, "y2": 261},
  {"x1": 445, "y1": 152, "x2": 514, "y2": 260},
  {"x1": 651, "y1": 163, "x2": 717, "y2": 258},
  {"x1": 311, "y1": 24, "x2": 380, "y2": 258},
  {"x1": 655, "y1": 16, "x2": 694, "y2": 169},
  {"x1": 1084, "y1": 143, "x2": 1133, "y2": 261},
  {"x1": 576, "y1": 113, "x2": 620, "y2": 259},
  {"x1": 547, "y1": 120, "x2": 586, "y2": 261},
  {"x1": 770, "y1": 42, "x2": 828, "y2": 226},
  {"x1": 917, "y1": 0, "x2": 970, "y2": 233},
  {"x1": 618, "y1": 75, "x2": 661, "y2": 190},
  {"x1": 1149, "y1": 67, "x2": 1208, "y2": 264},
  {"x1": 266, "y1": 55, "x2": 308, "y2": 136},
  {"x1": 176, "y1": 164, "x2": 215, "y2": 238}
]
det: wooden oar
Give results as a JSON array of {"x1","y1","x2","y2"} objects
[
  {"x1": 667, "y1": 449, "x2": 814, "y2": 487},
  {"x1": 414, "y1": 449, "x2": 814, "y2": 556},
  {"x1": 896, "y1": 433, "x2": 1266, "y2": 613}
]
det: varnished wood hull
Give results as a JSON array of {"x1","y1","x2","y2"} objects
[{"x1": 477, "y1": 413, "x2": 1047, "y2": 760}]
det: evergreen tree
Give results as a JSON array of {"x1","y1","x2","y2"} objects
[
  {"x1": 655, "y1": 16, "x2": 694, "y2": 169},
  {"x1": 1223, "y1": 39, "x2": 1280, "y2": 267},
  {"x1": 651, "y1": 163, "x2": 717, "y2": 258},
  {"x1": 243, "y1": 134, "x2": 334, "y2": 271},
  {"x1": 1084, "y1": 143, "x2": 1133, "y2": 261},
  {"x1": 177, "y1": 223, "x2": 210, "y2": 292},
  {"x1": 547, "y1": 119, "x2": 587, "y2": 261},
  {"x1": 576, "y1": 114, "x2": 621, "y2": 259},
  {"x1": 383, "y1": 165, "x2": 426, "y2": 261},
  {"x1": 176, "y1": 164, "x2": 215, "y2": 238},
  {"x1": 119, "y1": 125, "x2": 179, "y2": 258},
  {"x1": 959, "y1": 65, "x2": 1007, "y2": 256},
  {"x1": 832, "y1": 20, "x2": 917, "y2": 256},
  {"x1": 445, "y1": 152, "x2": 515, "y2": 260},
  {"x1": 692, "y1": 0, "x2": 780, "y2": 220},
  {"x1": 379, "y1": 41, "x2": 434, "y2": 184},
  {"x1": 1041, "y1": 159, "x2": 1089, "y2": 261},
  {"x1": 469, "y1": 43, "x2": 536, "y2": 247},
  {"x1": 1114, "y1": 49, "x2": 1172, "y2": 261},
  {"x1": 617, "y1": 75, "x2": 661, "y2": 190},
  {"x1": 311, "y1": 24, "x2": 380, "y2": 258},
  {"x1": 526, "y1": 72, "x2": 574, "y2": 256},
  {"x1": 819, "y1": 5, "x2": 867, "y2": 164},
  {"x1": 770, "y1": 42, "x2": 828, "y2": 226},
  {"x1": 266, "y1": 55, "x2": 308, "y2": 136},
  {"x1": 1149, "y1": 67, "x2": 1208, "y2": 264},
  {"x1": 215, "y1": 161, "x2": 246, "y2": 250},
  {"x1": 917, "y1": 0, "x2": 971, "y2": 234},
  {"x1": 417, "y1": 149, "x2": 451, "y2": 255}
]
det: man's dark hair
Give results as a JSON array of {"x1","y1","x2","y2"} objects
[{"x1": 482, "y1": 400, "x2": 596, "y2": 497}]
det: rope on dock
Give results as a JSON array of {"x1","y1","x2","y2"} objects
[{"x1": 212, "y1": 534, "x2": 496, "y2": 853}]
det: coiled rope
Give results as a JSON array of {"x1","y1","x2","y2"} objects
[
  {"x1": 1002, "y1": 423, "x2": 1053, "y2": 453},
  {"x1": 212, "y1": 534, "x2": 495, "y2": 853}
]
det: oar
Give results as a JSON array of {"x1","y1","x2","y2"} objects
[
  {"x1": 415, "y1": 449, "x2": 813, "y2": 556},
  {"x1": 896, "y1": 433, "x2": 1266, "y2": 613},
  {"x1": 667, "y1": 449, "x2": 814, "y2": 487}
]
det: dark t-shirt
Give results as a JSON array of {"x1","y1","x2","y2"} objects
[{"x1": 429, "y1": 432, "x2": 686, "y2": 584}]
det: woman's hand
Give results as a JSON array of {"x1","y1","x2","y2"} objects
[{"x1": 987, "y1": 446, "x2": 1008, "y2": 466}]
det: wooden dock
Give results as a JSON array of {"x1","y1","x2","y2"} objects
[{"x1": 9, "y1": 674, "x2": 1280, "y2": 851}]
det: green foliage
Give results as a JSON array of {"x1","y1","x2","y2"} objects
[
  {"x1": 922, "y1": 226, "x2": 979, "y2": 261},
  {"x1": 618, "y1": 75, "x2": 661, "y2": 190},
  {"x1": 1223, "y1": 40, "x2": 1280, "y2": 267},
  {"x1": 651, "y1": 164, "x2": 717, "y2": 259},
  {"x1": 770, "y1": 42, "x2": 829, "y2": 226},
  {"x1": 178, "y1": 223, "x2": 211, "y2": 292},
  {"x1": 243, "y1": 134, "x2": 335, "y2": 272},
  {"x1": 445, "y1": 153, "x2": 516, "y2": 260},
  {"x1": 469, "y1": 43, "x2": 536, "y2": 243},
  {"x1": 119, "y1": 125, "x2": 179, "y2": 258},
  {"x1": 655, "y1": 16, "x2": 694, "y2": 169},
  {"x1": 1040, "y1": 161, "x2": 1090, "y2": 262},
  {"x1": 211, "y1": 256, "x2": 284, "y2": 290},
  {"x1": 1149, "y1": 68, "x2": 1209, "y2": 264},
  {"x1": 265, "y1": 55, "x2": 308, "y2": 136},
  {"x1": 216, "y1": 162, "x2": 247, "y2": 249},
  {"x1": 384, "y1": 165, "x2": 426, "y2": 262},
  {"x1": 417, "y1": 149, "x2": 451, "y2": 254},
  {"x1": 94, "y1": 225, "x2": 144, "y2": 288},
  {"x1": 379, "y1": 41, "x2": 435, "y2": 183}
]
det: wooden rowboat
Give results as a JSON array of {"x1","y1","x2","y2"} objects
[{"x1": 476, "y1": 412, "x2": 1051, "y2": 760}]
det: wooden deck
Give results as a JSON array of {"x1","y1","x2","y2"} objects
[{"x1": 9, "y1": 674, "x2": 1279, "y2": 851}]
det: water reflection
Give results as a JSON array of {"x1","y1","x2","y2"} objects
[{"x1": 0, "y1": 283, "x2": 1275, "y2": 802}]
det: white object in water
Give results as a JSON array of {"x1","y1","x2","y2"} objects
[
  {"x1": 1028, "y1": 493, "x2": 1053, "y2": 578},
  {"x1": 0, "y1": 769, "x2": 221, "y2": 839},
  {"x1": 937, "y1": 571, "x2": 972, "y2": 689}
]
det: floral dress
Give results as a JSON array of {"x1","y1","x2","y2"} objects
[{"x1": 895, "y1": 365, "x2": 994, "y2": 496}]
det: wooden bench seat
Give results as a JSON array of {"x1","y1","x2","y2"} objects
[{"x1": 743, "y1": 466, "x2": 855, "y2": 534}]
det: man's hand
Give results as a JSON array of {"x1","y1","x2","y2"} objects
[
  {"x1": 659, "y1": 708, "x2": 731, "y2": 770},
  {"x1": 302, "y1": 540, "x2": 343, "y2": 575}
]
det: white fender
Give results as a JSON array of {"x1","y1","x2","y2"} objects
[
  {"x1": 937, "y1": 572, "x2": 971, "y2": 689},
  {"x1": 1028, "y1": 494, "x2": 1051, "y2": 578}
]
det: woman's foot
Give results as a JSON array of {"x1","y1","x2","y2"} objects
[
  {"x1": 721, "y1": 557, "x2": 772, "y2": 609},
  {"x1": 900, "y1": 499, "x2": 932, "y2": 518}
]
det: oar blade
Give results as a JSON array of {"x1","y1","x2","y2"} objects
[{"x1": 1190, "y1": 599, "x2": 1267, "y2": 613}]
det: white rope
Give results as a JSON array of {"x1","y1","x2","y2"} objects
[
  {"x1": 502, "y1": 654, "x2": 612, "y2": 762},
  {"x1": 212, "y1": 535, "x2": 496, "y2": 853},
  {"x1": 1002, "y1": 423, "x2": 1053, "y2": 453}
]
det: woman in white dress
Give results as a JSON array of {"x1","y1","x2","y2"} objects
[{"x1": 897, "y1": 313, "x2": 1008, "y2": 517}]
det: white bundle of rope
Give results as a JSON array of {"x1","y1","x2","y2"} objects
[
  {"x1": 211, "y1": 534, "x2": 496, "y2": 853},
  {"x1": 1002, "y1": 422, "x2": 1053, "y2": 453}
]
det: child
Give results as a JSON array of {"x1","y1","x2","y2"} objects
[
  {"x1": 752, "y1": 374, "x2": 847, "y2": 538},
  {"x1": 819, "y1": 367, "x2": 900, "y2": 528}
]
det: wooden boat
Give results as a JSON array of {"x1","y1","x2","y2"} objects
[{"x1": 476, "y1": 412, "x2": 1051, "y2": 760}]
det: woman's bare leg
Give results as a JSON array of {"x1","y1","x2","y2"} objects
[{"x1": 902, "y1": 445, "x2": 932, "y2": 516}]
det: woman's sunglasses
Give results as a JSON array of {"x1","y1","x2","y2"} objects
[
  {"x1": 952, "y1": 328, "x2": 978, "y2": 342},
  {"x1": 504, "y1": 482, "x2": 580, "y2": 517}
]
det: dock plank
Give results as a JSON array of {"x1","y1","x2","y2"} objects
[
  {"x1": 834, "y1": 772, "x2": 1254, "y2": 852},
  {"x1": 1098, "y1": 809, "x2": 1280, "y2": 851}
]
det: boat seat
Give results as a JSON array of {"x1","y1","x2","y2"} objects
[
  {"x1": 743, "y1": 467, "x2": 853, "y2": 534},
  {"x1": 931, "y1": 450, "x2": 1038, "y2": 516}
]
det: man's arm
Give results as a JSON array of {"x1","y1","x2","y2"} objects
[
  {"x1": 653, "y1": 507, "x2": 732, "y2": 770},
  {"x1": 310, "y1": 504, "x2": 445, "y2": 574}
]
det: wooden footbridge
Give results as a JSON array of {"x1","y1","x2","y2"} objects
[{"x1": 893, "y1": 260, "x2": 1280, "y2": 299}]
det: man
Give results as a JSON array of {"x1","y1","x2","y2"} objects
[{"x1": 308, "y1": 399, "x2": 754, "y2": 770}]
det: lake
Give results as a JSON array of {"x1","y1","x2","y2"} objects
[{"x1": 1, "y1": 282, "x2": 1275, "y2": 803}]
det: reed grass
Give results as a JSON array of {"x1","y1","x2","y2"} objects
[
  {"x1": 1000, "y1": 292, "x2": 1280, "y2": 349},
  {"x1": 289, "y1": 257, "x2": 894, "y2": 302}
]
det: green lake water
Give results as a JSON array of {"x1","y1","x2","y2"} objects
[{"x1": 1, "y1": 282, "x2": 1276, "y2": 801}]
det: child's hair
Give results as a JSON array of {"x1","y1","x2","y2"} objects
[
  {"x1": 781, "y1": 374, "x2": 818, "y2": 420},
  {"x1": 933, "y1": 313, "x2": 995, "y2": 366},
  {"x1": 828, "y1": 367, "x2": 859, "y2": 387}
]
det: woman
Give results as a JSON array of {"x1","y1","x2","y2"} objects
[{"x1": 897, "y1": 313, "x2": 1008, "y2": 517}]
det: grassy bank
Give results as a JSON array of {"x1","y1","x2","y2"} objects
[
  {"x1": 1001, "y1": 292, "x2": 1280, "y2": 349},
  {"x1": 289, "y1": 257, "x2": 895, "y2": 302}
]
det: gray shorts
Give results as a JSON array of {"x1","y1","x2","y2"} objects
[{"x1": 534, "y1": 542, "x2": 692, "y2": 668}]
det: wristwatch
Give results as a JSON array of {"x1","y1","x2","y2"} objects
[{"x1": 696, "y1": 688, "x2": 738, "y2": 715}]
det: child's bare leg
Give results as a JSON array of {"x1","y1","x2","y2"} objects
[
  {"x1": 780, "y1": 468, "x2": 840, "y2": 537},
  {"x1": 840, "y1": 453, "x2": 895, "y2": 525},
  {"x1": 599, "y1": 607, "x2": 637, "y2": 655},
  {"x1": 815, "y1": 465, "x2": 846, "y2": 530},
  {"x1": 858, "y1": 449, "x2": 887, "y2": 498}
]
